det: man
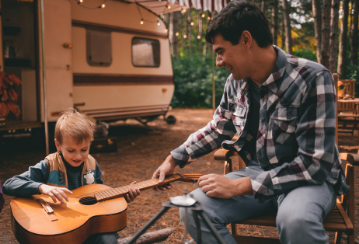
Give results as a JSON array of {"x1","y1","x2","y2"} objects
[{"x1": 152, "y1": 1, "x2": 348, "y2": 243}]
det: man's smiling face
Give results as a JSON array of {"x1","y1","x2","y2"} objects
[{"x1": 213, "y1": 33, "x2": 250, "y2": 80}]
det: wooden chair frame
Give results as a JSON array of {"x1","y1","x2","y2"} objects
[
  {"x1": 337, "y1": 79, "x2": 356, "y2": 113},
  {"x1": 337, "y1": 80, "x2": 358, "y2": 135},
  {"x1": 213, "y1": 74, "x2": 358, "y2": 244}
]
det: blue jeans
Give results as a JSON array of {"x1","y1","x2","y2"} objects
[{"x1": 179, "y1": 160, "x2": 337, "y2": 244}]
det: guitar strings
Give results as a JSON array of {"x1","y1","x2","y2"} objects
[{"x1": 48, "y1": 176, "x2": 181, "y2": 206}]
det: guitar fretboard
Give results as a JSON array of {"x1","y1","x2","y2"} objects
[{"x1": 95, "y1": 174, "x2": 182, "y2": 201}]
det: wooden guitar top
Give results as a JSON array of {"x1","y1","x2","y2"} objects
[{"x1": 11, "y1": 184, "x2": 127, "y2": 236}]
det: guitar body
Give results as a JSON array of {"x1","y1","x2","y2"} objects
[{"x1": 10, "y1": 184, "x2": 128, "y2": 244}]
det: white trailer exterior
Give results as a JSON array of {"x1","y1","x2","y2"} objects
[{"x1": 40, "y1": 0, "x2": 174, "y2": 122}]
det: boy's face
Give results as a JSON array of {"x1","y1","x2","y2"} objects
[{"x1": 55, "y1": 136, "x2": 91, "y2": 167}]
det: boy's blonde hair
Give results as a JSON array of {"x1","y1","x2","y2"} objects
[{"x1": 55, "y1": 109, "x2": 96, "y2": 144}]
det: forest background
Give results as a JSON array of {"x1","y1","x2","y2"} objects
[{"x1": 164, "y1": 0, "x2": 359, "y2": 108}]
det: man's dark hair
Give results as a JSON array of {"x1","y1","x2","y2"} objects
[{"x1": 205, "y1": 1, "x2": 273, "y2": 48}]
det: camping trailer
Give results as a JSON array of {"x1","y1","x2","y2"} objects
[
  {"x1": 0, "y1": 0, "x2": 229, "y2": 151},
  {"x1": 0, "y1": 0, "x2": 174, "y2": 135}
]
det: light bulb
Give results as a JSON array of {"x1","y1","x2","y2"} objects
[
  {"x1": 167, "y1": 4, "x2": 171, "y2": 9},
  {"x1": 157, "y1": 20, "x2": 160, "y2": 26},
  {"x1": 191, "y1": 22, "x2": 194, "y2": 26},
  {"x1": 165, "y1": 28, "x2": 168, "y2": 32},
  {"x1": 183, "y1": 34, "x2": 187, "y2": 38},
  {"x1": 201, "y1": 13, "x2": 205, "y2": 18},
  {"x1": 207, "y1": 16, "x2": 211, "y2": 20},
  {"x1": 140, "y1": 19, "x2": 144, "y2": 24},
  {"x1": 101, "y1": 3, "x2": 105, "y2": 8},
  {"x1": 197, "y1": 35, "x2": 201, "y2": 39},
  {"x1": 182, "y1": 9, "x2": 186, "y2": 13},
  {"x1": 175, "y1": 32, "x2": 179, "y2": 36}
]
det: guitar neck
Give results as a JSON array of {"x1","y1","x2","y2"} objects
[{"x1": 95, "y1": 174, "x2": 183, "y2": 202}]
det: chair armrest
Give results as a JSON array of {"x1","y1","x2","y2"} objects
[
  {"x1": 346, "y1": 153, "x2": 359, "y2": 166},
  {"x1": 214, "y1": 149, "x2": 235, "y2": 161}
]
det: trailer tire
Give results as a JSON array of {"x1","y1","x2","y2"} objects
[{"x1": 165, "y1": 115, "x2": 176, "y2": 125}]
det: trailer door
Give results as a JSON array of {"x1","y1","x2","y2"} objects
[{"x1": 42, "y1": 0, "x2": 73, "y2": 122}]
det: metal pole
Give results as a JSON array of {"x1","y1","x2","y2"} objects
[
  {"x1": 40, "y1": 0, "x2": 49, "y2": 155},
  {"x1": 212, "y1": 47, "x2": 215, "y2": 114}
]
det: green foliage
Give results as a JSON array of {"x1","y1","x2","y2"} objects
[
  {"x1": 345, "y1": 63, "x2": 359, "y2": 97},
  {"x1": 292, "y1": 48, "x2": 318, "y2": 62},
  {"x1": 171, "y1": 54, "x2": 230, "y2": 108}
]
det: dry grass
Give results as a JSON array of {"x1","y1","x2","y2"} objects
[{"x1": 0, "y1": 109, "x2": 358, "y2": 243}]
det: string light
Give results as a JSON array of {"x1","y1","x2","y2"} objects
[
  {"x1": 181, "y1": 8, "x2": 186, "y2": 14},
  {"x1": 76, "y1": 0, "x2": 107, "y2": 9},
  {"x1": 157, "y1": 20, "x2": 160, "y2": 26},
  {"x1": 167, "y1": 4, "x2": 171, "y2": 9},
  {"x1": 191, "y1": 22, "x2": 194, "y2": 26},
  {"x1": 165, "y1": 28, "x2": 168, "y2": 32},
  {"x1": 183, "y1": 34, "x2": 187, "y2": 38},
  {"x1": 201, "y1": 13, "x2": 205, "y2": 18},
  {"x1": 140, "y1": 18, "x2": 144, "y2": 24},
  {"x1": 207, "y1": 16, "x2": 211, "y2": 20},
  {"x1": 197, "y1": 35, "x2": 201, "y2": 39},
  {"x1": 175, "y1": 32, "x2": 179, "y2": 36}
]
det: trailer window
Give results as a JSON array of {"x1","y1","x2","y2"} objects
[
  {"x1": 86, "y1": 29, "x2": 112, "y2": 66},
  {"x1": 132, "y1": 37, "x2": 160, "y2": 67}
]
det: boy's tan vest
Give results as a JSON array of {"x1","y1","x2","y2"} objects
[{"x1": 45, "y1": 152, "x2": 97, "y2": 188}]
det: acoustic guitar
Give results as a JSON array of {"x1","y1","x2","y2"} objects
[{"x1": 10, "y1": 173, "x2": 201, "y2": 244}]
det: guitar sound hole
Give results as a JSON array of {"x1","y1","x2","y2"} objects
[{"x1": 79, "y1": 197, "x2": 98, "y2": 205}]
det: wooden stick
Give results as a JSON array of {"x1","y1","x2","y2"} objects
[{"x1": 117, "y1": 228, "x2": 174, "y2": 244}]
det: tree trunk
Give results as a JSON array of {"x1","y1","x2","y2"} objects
[
  {"x1": 187, "y1": 10, "x2": 192, "y2": 55},
  {"x1": 205, "y1": 12, "x2": 213, "y2": 56},
  {"x1": 198, "y1": 10, "x2": 203, "y2": 55},
  {"x1": 350, "y1": 0, "x2": 359, "y2": 64},
  {"x1": 281, "y1": 19, "x2": 285, "y2": 49},
  {"x1": 170, "y1": 12, "x2": 180, "y2": 59},
  {"x1": 312, "y1": 0, "x2": 322, "y2": 63},
  {"x1": 338, "y1": 0, "x2": 350, "y2": 78},
  {"x1": 282, "y1": 0, "x2": 292, "y2": 54},
  {"x1": 272, "y1": 0, "x2": 278, "y2": 45},
  {"x1": 329, "y1": 0, "x2": 339, "y2": 72},
  {"x1": 321, "y1": 0, "x2": 331, "y2": 68},
  {"x1": 261, "y1": 0, "x2": 266, "y2": 13}
]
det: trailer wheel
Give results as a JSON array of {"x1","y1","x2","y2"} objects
[{"x1": 165, "y1": 115, "x2": 176, "y2": 125}]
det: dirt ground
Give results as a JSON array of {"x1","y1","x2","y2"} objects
[{"x1": 0, "y1": 108, "x2": 358, "y2": 244}]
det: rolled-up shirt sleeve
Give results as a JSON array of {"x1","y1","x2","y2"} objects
[{"x1": 171, "y1": 78, "x2": 238, "y2": 168}]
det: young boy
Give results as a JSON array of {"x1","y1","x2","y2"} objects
[{"x1": 3, "y1": 109, "x2": 140, "y2": 244}]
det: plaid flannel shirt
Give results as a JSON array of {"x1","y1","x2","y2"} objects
[{"x1": 171, "y1": 46, "x2": 349, "y2": 202}]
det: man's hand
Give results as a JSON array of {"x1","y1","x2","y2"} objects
[
  {"x1": 152, "y1": 154, "x2": 177, "y2": 191},
  {"x1": 125, "y1": 181, "x2": 140, "y2": 203},
  {"x1": 198, "y1": 174, "x2": 253, "y2": 198},
  {"x1": 39, "y1": 184, "x2": 72, "y2": 203}
]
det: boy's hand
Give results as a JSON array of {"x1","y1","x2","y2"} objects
[
  {"x1": 125, "y1": 181, "x2": 140, "y2": 203},
  {"x1": 39, "y1": 184, "x2": 72, "y2": 203}
]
